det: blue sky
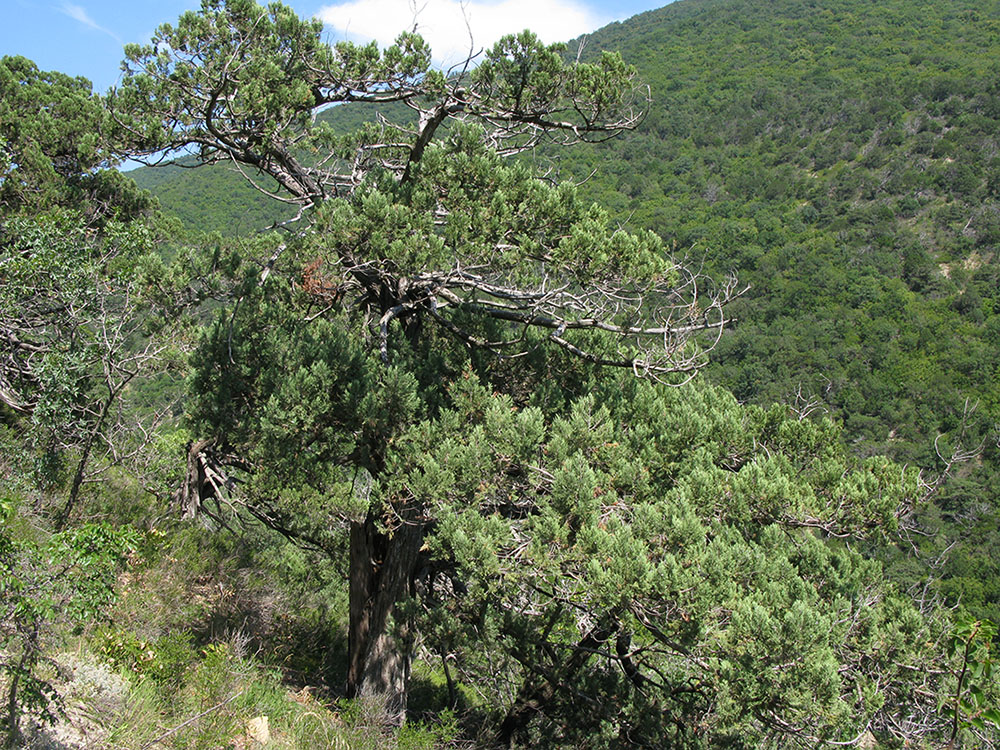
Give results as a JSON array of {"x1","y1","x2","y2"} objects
[{"x1": 2, "y1": 0, "x2": 672, "y2": 93}]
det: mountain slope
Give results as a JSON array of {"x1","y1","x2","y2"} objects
[{"x1": 562, "y1": 0, "x2": 1000, "y2": 440}]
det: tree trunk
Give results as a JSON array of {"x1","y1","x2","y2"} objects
[
  {"x1": 4, "y1": 624, "x2": 38, "y2": 750},
  {"x1": 56, "y1": 382, "x2": 125, "y2": 530},
  {"x1": 347, "y1": 506, "x2": 423, "y2": 726}
]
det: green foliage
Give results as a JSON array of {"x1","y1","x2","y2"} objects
[
  {"x1": 530, "y1": 0, "x2": 1000, "y2": 622},
  {"x1": 545, "y1": 0, "x2": 1000, "y2": 451},
  {"x1": 946, "y1": 616, "x2": 1000, "y2": 742},
  {"x1": 403, "y1": 374, "x2": 949, "y2": 745},
  {"x1": 113, "y1": 0, "x2": 431, "y2": 181},
  {"x1": 95, "y1": 629, "x2": 196, "y2": 685},
  {"x1": 0, "y1": 55, "x2": 173, "y2": 534},
  {"x1": 0, "y1": 0, "x2": 989, "y2": 745},
  {"x1": 126, "y1": 99, "x2": 416, "y2": 234},
  {"x1": 0, "y1": 55, "x2": 150, "y2": 220},
  {"x1": 111, "y1": 1, "x2": 998, "y2": 744},
  {"x1": 129, "y1": 0, "x2": 1000, "y2": 491},
  {"x1": 0, "y1": 494, "x2": 138, "y2": 744},
  {"x1": 128, "y1": 158, "x2": 295, "y2": 234},
  {"x1": 0, "y1": 210, "x2": 173, "y2": 527}
]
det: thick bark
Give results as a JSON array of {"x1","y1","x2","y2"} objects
[
  {"x1": 173, "y1": 441, "x2": 426, "y2": 724},
  {"x1": 174, "y1": 438, "x2": 219, "y2": 518},
  {"x1": 347, "y1": 506, "x2": 424, "y2": 726}
]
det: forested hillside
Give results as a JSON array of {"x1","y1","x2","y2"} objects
[
  {"x1": 5, "y1": 0, "x2": 1000, "y2": 747},
  {"x1": 559, "y1": 0, "x2": 1000, "y2": 618},
  {"x1": 133, "y1": 0, "x2": 1000, "y2": 619},
  {"x1": 567, "y1": 0, "x2": 1000, "y2": 456}
]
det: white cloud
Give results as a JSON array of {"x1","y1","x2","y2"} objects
[
  {"x1": 60, "y1": 2, "x2": 122, "y2": 42},
  {"x1": 316, "y1": 0, "x2": 607, "y2": 69}
]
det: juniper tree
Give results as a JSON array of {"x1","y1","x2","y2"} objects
[{"x1": 113, "y1": 1, "x2": 980, "y2": 742}]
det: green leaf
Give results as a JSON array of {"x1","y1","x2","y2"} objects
[{"x1": 982, "y1": 708, "x2": 1000, "y2": 725}]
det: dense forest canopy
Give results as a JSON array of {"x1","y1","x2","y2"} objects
[{"x1": 3, "y1": 0, "x2": 1000, "y2": 747}]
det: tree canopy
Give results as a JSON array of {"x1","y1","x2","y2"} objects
[
  {"x1": 112, "y1": 0, "x2": 732, "y2": 380},
  {"x1": 0, "y1": 55, "x2": 148, "y2": 220}
]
